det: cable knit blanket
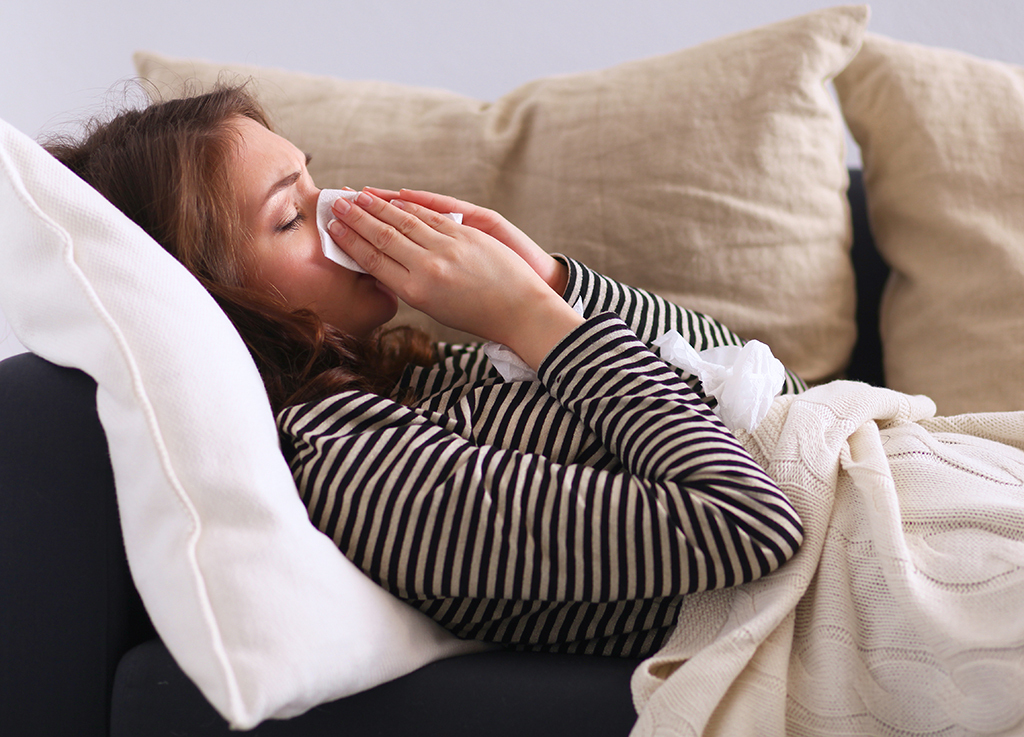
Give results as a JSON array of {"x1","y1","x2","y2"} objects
[{"x1": 631, "y1": 381, "x2": 1024, "y2": 736}]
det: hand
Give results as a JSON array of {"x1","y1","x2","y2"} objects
[
  {"x1": 364, "y1": 187, "x2": 568, "y2": 295},
  {"x1": 328, "y1": 191, "x2": 583, "y2": 369}
]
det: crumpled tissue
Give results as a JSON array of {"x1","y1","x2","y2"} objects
[
  {"x1": 317, "y1": 189, "x2": 463, "y2": 273},
  {"x1": 652, "y1": 331, "x2": 785, "y2": 433},
  {"x1": 483, "y1": 299, "x2": 586, "y2": 382}
]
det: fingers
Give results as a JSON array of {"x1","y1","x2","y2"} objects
[
  {"x1": 388, "y1": 198, "x2": 462, "y2": 232},
  {"x1": 399, "y1": 189, "x2": 495, "y2": 226},
  {"x1": 362, "y1": 187, "x2": 456, "y2": 212},
  {"x1": 363, "y1": 186, "x2": 474, "y2": 229},
  {"x1": 326, "y1": 216, "x2": 400, "y2": 279},
  {"x1": 362, "y1": 186, "x2": 401, "y2": 201},
  {"x1": 361, "y1": 187, "x2": 510, "y2": 237},
  {"x1": 328, "y1": 193, "x2": 412, "y2": 280},
  {"x1": 328, "y1": 190, "x2": 456, "y2": 279},
  {"x1": 338, "y1": 190, "x2": 458, "y2": 235},
  {"x1": 395, "y1": 188, "x2": 465, "y2": 212}
]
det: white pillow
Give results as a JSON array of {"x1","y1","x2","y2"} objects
[{"x1": 0, "y1": 117, "x2": 483, "y2": 729}]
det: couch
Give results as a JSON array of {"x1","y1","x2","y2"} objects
[
  {"x1": 4, "y1": 5, "x2": 1024, "y2": 735},
  {"x1": 0, "y1": 167, "x2": 882, "y2": 737}
]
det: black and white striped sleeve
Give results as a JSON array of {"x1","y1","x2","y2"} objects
[
  {"x1": 557, "y1": 256, "x2": 807, "y2": 395},
  {"x1": 279, "y1": 312, "x2": 803, "y2": 607}
]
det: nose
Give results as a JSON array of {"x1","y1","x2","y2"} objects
[{"x1": 315, "y1": 189, "x2": 368, "y2": 273}]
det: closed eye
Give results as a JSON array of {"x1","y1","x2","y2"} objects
[{"x1": 277, "y1": 210, "x2": 307, "y2": 233}]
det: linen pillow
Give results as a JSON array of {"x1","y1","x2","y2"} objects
[
  {"x1": 135, "y1": 3, "x2": 868, "y2": 384},
  {"x1": 0, "y1": 117, "x2": 483, "y2": 730},
  {"x1": 835, "y1": 34, "x2": 1024, "y2": 414}
]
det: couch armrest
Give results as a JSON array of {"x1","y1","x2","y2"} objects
[{"x1": 0, "y1": 353, "x2": 152, "y2": 737}]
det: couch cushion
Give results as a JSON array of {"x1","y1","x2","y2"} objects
[
  {"x1": 836, "y1": 34, "x2": 1024, "y2": 414},
  {"x1": 112, "y1": 640, "x2": 640, "y2": 737},
  {"x1": 136, "y1": 4, "x2": 867, "y2": 383}
]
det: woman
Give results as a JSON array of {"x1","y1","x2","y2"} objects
[{"x1": 45, "y1": 86, "x2": 804, "y2": 657}]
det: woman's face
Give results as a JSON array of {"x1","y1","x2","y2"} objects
[{"x1": 229, "y1": 116, "x2": 398, "y2": 338}]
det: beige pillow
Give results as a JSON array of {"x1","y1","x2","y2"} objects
[
  {"x1": 135, "y1": 4, "x2": 866, "y2": 383},
  {"x1": 836, "y1": 34, "x2": 1024, "y2": 415}
]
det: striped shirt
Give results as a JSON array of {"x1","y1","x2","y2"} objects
[{"x1": 278, "y1": 258, "x2": 805, "y2": 657}]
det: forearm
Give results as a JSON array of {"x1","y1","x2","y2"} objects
[
  {"x1": 556, "y1": 255, "x2": 807, "y2": 394},
  {"x1": 538, "y1": 313, "x2": 803, "y2": 597}
]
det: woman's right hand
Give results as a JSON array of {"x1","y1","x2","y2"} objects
[
  {"x1": 364, "y1": 187, "x2": 569, "y2": 296},
  {"x1": 328, "y1": 191, "x2": 583, "y2": 370}
]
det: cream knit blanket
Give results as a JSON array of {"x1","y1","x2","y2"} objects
[{"x1": 631, "y1": 381, "x2": 1024, "y2": 736}]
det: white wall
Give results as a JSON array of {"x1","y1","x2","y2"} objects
[{"x1": 2, "y1": 0, "x2": 1022, "y2": 361}]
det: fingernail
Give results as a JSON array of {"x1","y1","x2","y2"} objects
[
  {"x1": 328, "y1": 219, "x2": 346, "y2": 236},
  {"x1": 355, "y1": 191, "x2": 373, "y2": 207},
  {"x1": 332, "y1": 197, "x2": 351, "y2": 215},
  {"x1": 389, "y1": 199, "x2": 407, "y2": 210}
]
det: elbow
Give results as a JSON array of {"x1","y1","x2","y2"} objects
[
  {"x1": 685, "y1": 489, "x2": 804, "y2": 592},
  {"x1": 737, "y1": 500, "x2": 804, "y2": 584}
]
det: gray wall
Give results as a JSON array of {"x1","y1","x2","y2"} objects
[{"x1": 2, "y1": 0, "x2": 1022, "y2": 360}]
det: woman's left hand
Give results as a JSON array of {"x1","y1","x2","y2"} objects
[{"x1": 364, "y1": 187, "x2": 568, "y2": 296}]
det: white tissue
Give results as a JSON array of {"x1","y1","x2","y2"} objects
[
  {"x1": 482, "y1": 343, "x2": 540, "y2": 382},
  {"x1": 652, "y1": 332, "x2": 785, "y2": 433},
  {"x1": 317, "y1": 189, "x2": 463, "y2": 273},
  {"x1": 317, "y1": 190, "x2": 363, "y2": 272},
  {"x1": 483, "y1": 299, "x2": 586, "y2": 382}
]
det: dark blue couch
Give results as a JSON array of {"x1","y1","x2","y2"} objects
[{"x1": 0, "y1": 171, "x2": 885, "y2": 736}]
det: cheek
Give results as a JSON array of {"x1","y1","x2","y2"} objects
[
  {"x1": 261, "y1": 252, "x2": 306, "y2": 303},
  {"x1": 325, "y1": 276, "x2": 401, "y2": 338},
  {"x1": 253, "y1": 233, "x2": 334, "y2": 306},
  {"x1": 248, "y1": 232, "x2": 395, "y2": 337},
  {"x1": 285, "y1": 261, "x2": 347, "y2": 310}
]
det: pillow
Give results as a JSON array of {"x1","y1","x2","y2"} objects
[
  {"x1": 134, "y1": 4, "x2": 868, "y2": 384},
  {"x1": 0, "y1": 117, "x2": 483, "y2": 729},
  {"x1": 835, "y1": 34, "x2": 1024, "y2": 414}
]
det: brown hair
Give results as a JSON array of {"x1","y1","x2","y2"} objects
[{"x1": 44, "y1": 86, "x2": 435, "y2": 412}]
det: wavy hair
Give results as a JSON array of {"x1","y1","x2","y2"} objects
[{"x1": 44, "y1": 86, "x2": 435, "y2": 412}]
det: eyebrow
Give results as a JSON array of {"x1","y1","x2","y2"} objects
[
  {"x1": 264, "y1": 171, "x2": 301, "y2": 205},
  {"x1": 262, "y1": 154, "x2": 313, "y2": 206}
]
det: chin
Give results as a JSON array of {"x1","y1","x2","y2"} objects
[{"x1": 379, "y1": 289, "x2": 400, "y2": 320}]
